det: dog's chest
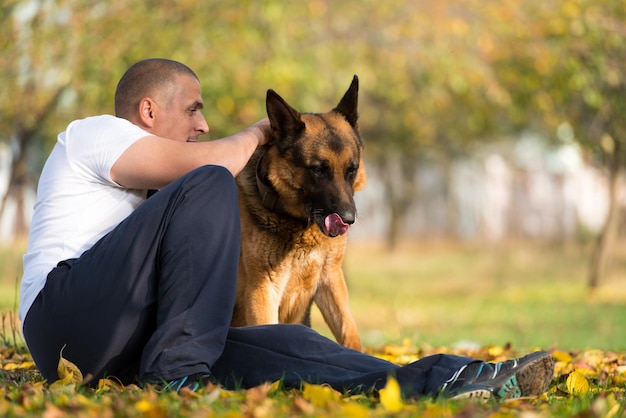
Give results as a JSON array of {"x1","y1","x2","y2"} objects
[
  {"x1": 290, "y1": 243, "x2": 325, "y2": 269},
  {"x1": 279, "y1": 247, "x2": 326, "y2": 304},
  {"x1": 279, "y1": 241, "x2": 333, "y2": 288}
]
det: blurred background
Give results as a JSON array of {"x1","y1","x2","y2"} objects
[{"x1": 1, "y1": 0, "x2": 625, "y2": 351}]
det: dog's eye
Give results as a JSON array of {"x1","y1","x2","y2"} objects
[
  {"x1": 346, "y1": 165, "x2": 358, "y2": 181},
  {"x1": 309, "y1": 163, "x2": 329, "y2": 178}
]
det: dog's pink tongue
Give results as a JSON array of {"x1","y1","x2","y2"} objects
[{"x1": 325, "y1": 213, "x2": 350, "y2": 237}]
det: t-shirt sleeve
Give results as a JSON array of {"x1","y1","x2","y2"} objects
[{"x1": 65, "y1": 115, "x2": 153, "y2": 186}]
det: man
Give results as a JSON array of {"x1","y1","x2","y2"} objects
[{"x1": 19, "y1": 58, "x2": 554, "y2": 400}]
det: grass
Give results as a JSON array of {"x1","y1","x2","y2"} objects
[
  {"x1": 0, "y1": 241, "x2": 22, "y2": 313},
  {"x1": 310, "y1": 239, "x2": 626, "y2": 351},
  {"x1": 3, "y1": 239, "x2": 626, "y2": 350},
  {"x1": 0, "y1": 239, "x2": 625, "y2": 416}
]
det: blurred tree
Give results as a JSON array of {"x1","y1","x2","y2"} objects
[
  {"x1": 0, "y1": 0, "x2": 542, "y2": 245},
  {"x1": 3, "y1": 0, "x2": 622, "y2": 262},
  {"x1": 492, "y1": 0, "x2": 626, "y2": 289},
  {"x1": 0, "y1": 0, "x2": 144, "y2": 237},
  {"x1": 0, "y1": 0, "x2": 264, "y2": 237},
  {"x1": 0, "y1": 1, "x2": 362, "y2": 240},
  {"x1": 1, "y1": 0, "x2": 76, "y2": 237},
  {"x1": 346, "y1": 0, "x2": 514, "y2": 248}
]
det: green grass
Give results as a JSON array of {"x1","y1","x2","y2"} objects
[
  {"x1": 311, "y1": 240, "x2": 626, "y2": 352},
  {"x1": 3, "y1": 239, "x2": 626, "y2": 351},
  {"x1": 0, "y1": 242, "x2": 23, "y2": 314},
  {"x1": 1, "y1": 240, "x2": 625, "y2": 417}
]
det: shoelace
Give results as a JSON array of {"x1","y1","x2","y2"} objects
[
  {"x1": 440, "y1": 364, "x2": 468, "y2": 392},
  {"x1": 441, "y1": 358, "x2": 521, "y2": 393}
]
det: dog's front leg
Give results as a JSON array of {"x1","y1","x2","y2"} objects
[
  {"x1": 244, "y1": 276, "x2": 282, "y2": 325},
  {"x1": 315, "y1": 270, "x2": 362, "y2": 351}
]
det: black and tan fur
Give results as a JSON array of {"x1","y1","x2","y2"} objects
[{"x1": 232, "y1": 76, "x2": 365, "y2": 350}]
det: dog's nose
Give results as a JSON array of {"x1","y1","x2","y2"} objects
[{"x1": 339, "y1": 210, "x2": 356, "y2": 225}]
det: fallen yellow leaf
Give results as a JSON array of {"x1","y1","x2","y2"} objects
[
  {"x1": 554, "y1": 361, "x2": 574, "y2": 377},
  {"x1": 2, "y1": 361, "x2": 35, "y2": 371},
  {"x1": 383, "y1": 339, "x2": 417, "y2": 358},
  {"x1": 552, "y1": 350, "x2": 573, "y2": 363},
  {"x1": 49, "y1": 345, "x2": 83, "y2": 389},
  {"x1": 340, "y1": 401, "x2": 371, "y2": 417},
  {"x1": 57, "y1": 355, "x2": 83, "y2": 385},
  {"x1": 48, "y1": 379, "x2": 76, "y2": 392},
  {"x1": 566, "y1": 371, "x2": 590, "y2": 397},
  {"x1": 488, "y1": 345, "x2": 504, "y2": 357},
  {"x1": 574, "y1": 365, "x2": 599, "y2": 379},
  {"x1": 97, "y1": 378, "x2": 124, "y2": 392},
  {"x1": 302, "y1": 383, "x2": 340, "y2": 407},
  {"x1": 372, "y1": 354, "x2": 398, "y2": 363},
  {"x1": 610, "y1": 375, "x2": 626, "y2": 386},
  {"x1": 605, "y1": 392, "x2": 622, "y2": 418},
  {"x1": 379, "y1": 376, "x2": 403, "y2": 412},
  {"x1": 268, "y1": 380, "x2": 282, "y2": 393},
  {"x1": 135, "y1": 399, "x2": 155, "y2": 413}
]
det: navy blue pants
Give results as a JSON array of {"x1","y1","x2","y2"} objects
[{"x1": 23, "y1": 165, "x2": 473, "y2": 398}]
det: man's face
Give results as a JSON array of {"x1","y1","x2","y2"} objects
[{"x1": 151, "y1": 74, "x2": 209, "y2": 142}]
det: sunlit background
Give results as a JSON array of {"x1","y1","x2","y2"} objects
[{"x1": 1, "y1": 0, "x2": 625, "y2": 350}]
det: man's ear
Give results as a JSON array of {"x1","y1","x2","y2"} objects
[{"x1": 138, "y1": 97, "x2": 156, "y2": 128}]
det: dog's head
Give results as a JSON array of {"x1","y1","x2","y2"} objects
[{"x1": 260, "y1": 76, "x2": 366, "y2": 237}]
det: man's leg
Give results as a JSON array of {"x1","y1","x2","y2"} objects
[
  {"x1": 213, "y1": 325, "x2": 474, "y2": 398},
  {"x1": 23, "y1": 165, "x2": 240, "y2": 385}
]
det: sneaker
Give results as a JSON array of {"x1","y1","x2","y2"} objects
[
  {"x1": 147, "y1": 372, "x2": 218, "y2": 393},
  {"x1": 441, "y1": 351, "x2": 554, "y2": 401}
]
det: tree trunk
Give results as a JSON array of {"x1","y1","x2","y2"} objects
[
  {"x1": 0, "y1": 132, "x2": 31, "y2": 239},
  {"x1": 380, "y1": 156, "x2": 401, "y2": 251},
  {"x1": 588, "y1": 152, "x2": 622, "y2": 290},
  {"x1": 378, "y1": 153, "x2": 415, "y2": 251},
  {"x1": 0, "y1": 84, "x2": 69, "y2": 240},
  {"x1": 441, "y1": 156, "x2": 458, "y2": 238}
]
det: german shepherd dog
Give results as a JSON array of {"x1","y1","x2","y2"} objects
[{"x1": 231, "y1": 76, "x2": 365, "y2": 351}]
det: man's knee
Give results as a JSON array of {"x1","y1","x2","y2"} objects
[
  {"x1": 188, "y1": 164, "x2": 233, "y2": 183},
  {"x1": 178, "y1": 165, "x2": 237, "y2": 202}
]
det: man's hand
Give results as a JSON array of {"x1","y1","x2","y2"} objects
[{"x1": 247, "y1": 118, "x2": 272, "y2": 147}]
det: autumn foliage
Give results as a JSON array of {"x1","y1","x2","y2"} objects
[{"x1": 1, "y1": 337, "x2": 625, "y2": 417}]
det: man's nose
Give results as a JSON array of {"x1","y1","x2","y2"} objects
[{"x1": 197, "y1": 116, "x2": 209, "y2": 134}]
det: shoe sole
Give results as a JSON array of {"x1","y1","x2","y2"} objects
[
  {"x1": 451, "y1": 388, "x2": 493, "y2": 401},
  {"x1": 512, "y1": 351, "x2": 554, "y2": 398}
]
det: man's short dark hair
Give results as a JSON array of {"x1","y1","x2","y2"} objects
[{"x1": 114, "y1": 58, "x2": 199, "y2": 118}]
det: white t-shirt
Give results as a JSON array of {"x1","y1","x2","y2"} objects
[{"x1": 19, "y1": 115, "x2": 152, "y2": 323}]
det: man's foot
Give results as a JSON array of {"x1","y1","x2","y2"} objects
[
  {"x1": 441, "y1": 351, "x2": 554, "y2": 401},
  {"x1": 144, "y1": 372, "x2": 218, "y2": 393}
]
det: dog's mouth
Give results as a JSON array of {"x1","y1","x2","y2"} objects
[{"x1": 320, "y1": 213, "x2": 350, "y2": 237}]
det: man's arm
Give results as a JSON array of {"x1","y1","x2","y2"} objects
[{"x1": 111, "y1": 120, "x2": 271, "y2": 190}]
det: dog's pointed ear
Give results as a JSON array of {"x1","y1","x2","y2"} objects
[
  {"x1": 266, "y1": 89, "x2": 305, "y2": 142},
  {"x1": 333, "y1": 75, "x2": 359, "y2": 129}
]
